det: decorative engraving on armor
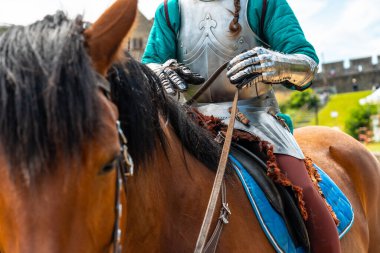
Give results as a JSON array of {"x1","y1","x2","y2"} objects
[
  {"x1": 177, "y1": 0, "x2": 272, "y2": 102},
  {"x1": 183, "y1": 13, "x2": 242, "y2": 65},
  {"x1": 233, "y1": 36, "x2": 246, "y2": 50},
  {"x1": 199, "y1": 13, "x2": 217, "y2": 31}
]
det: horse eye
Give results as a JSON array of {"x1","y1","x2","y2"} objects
[{"x1": 100, "y1": 159, "x2": 117, "y2": 175}]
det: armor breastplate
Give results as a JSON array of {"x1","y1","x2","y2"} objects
[{"x1": 177, "y1": 0, "x2": 272, "y2": 103}]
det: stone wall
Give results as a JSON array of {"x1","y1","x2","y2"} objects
[{"x1": 313, "y1": 56, "x2": 380, "y2": 93}]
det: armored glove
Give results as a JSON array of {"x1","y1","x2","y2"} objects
[
  {"x1": 226, "y1": 47, "x2": 318, "y2": 90},
  {"x1": 147, "y1": 59, "x2": 205, "y2": 95}
]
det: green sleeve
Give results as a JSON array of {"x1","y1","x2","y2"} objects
[
  {"x1": 141, "y1": 0, "x2": 180, "y2": 64},
  {"x1": 262, "y1": 0, "x2": 318, "y2": 63},
  {"x1": 247, "y1": 0, "x2": 319, "y2": 91},
  {"x1": 276, "y1": 113, "x2": 294, "y2": 134}
]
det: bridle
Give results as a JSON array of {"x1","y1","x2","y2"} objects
[
  {"x1": 111, "y1": 121, "x2": 134, "y2": 253},
  {"x1": 97, "y1": 76, "x2": 134, "y2": 253}
]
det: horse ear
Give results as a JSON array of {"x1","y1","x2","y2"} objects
[{"x1": 84, "y1": 0, "x2": 137, "y2": 75}]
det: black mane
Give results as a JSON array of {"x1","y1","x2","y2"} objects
[
  {"x1": 108, "y1": 56, "x2": 221, "y2": 171},
  {"x1": 0, "y1": 12, "x2": 101, "y2": 177}
]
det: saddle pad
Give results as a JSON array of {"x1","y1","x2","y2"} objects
[{"x1": 230, "y1": 156, "x2": 354, "y2": 253}]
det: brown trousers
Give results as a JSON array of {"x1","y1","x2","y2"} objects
[{"x1": 275, "y1": 154, "x2": 341, "y2": 253}]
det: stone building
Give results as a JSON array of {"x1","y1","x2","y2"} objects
[
  {"x1": 313, "y1": 56, "x2": 380, "y2": 93},
  {"x1": 126, "y1": 11, "x2": 153, "y2": 61}
]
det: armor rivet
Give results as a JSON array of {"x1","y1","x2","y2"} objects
[{"x1": 239, "y1": 39, "x2": 244, "y2": 44}]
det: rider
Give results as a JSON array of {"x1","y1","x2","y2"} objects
[{"x1": 142, "y1": 0, "x2": 340, "y2": 252}]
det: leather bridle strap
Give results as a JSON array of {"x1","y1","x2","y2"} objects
[
  {"x1": 111, "y1": 121, "x2": 134, "y2": 253},
  {"x1": 164, "y1": 0, "x2": 176, "y2": 34},
  {"x1": 194, "y1": 89, "x2": 239, "y2": 253},
  {"x1": 113, "y1": 163, "x2": 123, "y2": 253}
]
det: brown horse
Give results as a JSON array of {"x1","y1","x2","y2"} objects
[
  {"x1": 0, "y1": 0, "x2": 137, "y2": 252},
  {"x1": 0, "y1": 1, "x2": 379, "y2": 253},
  {"x1": 108, "y1": 57, "x2": 380, "y2": 253}
]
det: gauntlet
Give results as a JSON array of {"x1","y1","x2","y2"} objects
[
  {"x1": 226, "y1": 47, "x2": 318, "y2": 90},
  {"x1": 147, "y1": 59, "x2": 204, "y2": 95}
]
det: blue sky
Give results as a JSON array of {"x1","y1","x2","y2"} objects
[
  {"x1": 287, "y1": 0, "x2": 380, "y2": 65},
  {"x1": 1, "y1": 0, "x2": 379, "y2": 65}
]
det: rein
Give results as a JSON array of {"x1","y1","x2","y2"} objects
[
  {"x1": 185, "y1": 63, "x2": 240, "y2": 253},
  {"x1": 185, "y1": 62, "x2": 229, "y2": 106},
  {"x1": 194, "y1": 90, "x2": 239, "y2": 253}
]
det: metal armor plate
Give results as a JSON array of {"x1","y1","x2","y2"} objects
[{"x1": 177, "y1": 0, "x2": 272, "y2": 103}]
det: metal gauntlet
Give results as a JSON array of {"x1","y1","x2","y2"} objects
[
  {"x1": 227, "y1": 47, "x2": 318, "y2": 90},
  {"x1": 147, "y1": 59, "x2": 204, "y2": 96}
]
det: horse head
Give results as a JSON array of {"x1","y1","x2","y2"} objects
[{"x1": 0, "y1": 0, "x2": 136, "y2": 252}]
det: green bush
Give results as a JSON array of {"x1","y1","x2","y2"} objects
[
  {"x1": 0, "y1": 26, "x2": 8, "y2": 35},
  {"x1": 279, "y1": 103, "x2": 288, "y2": 113},
  {"x1": 280, "y1": 89, "x2": 319, "y2": 113},
  {"x1": 288, "y1": 89, "x2": 319, "y2": 109},
  {"x1": 345, "y1": 104, "x2": 377, "y2": 139}
]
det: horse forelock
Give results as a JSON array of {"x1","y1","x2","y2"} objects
[
  {"x1": 0, "y1": 12, "x2": 102, "y2": 178},
  {"x1": 108, "y1": 57, "x2": 221, "y2": 172}
]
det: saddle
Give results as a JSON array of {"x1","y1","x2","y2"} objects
[{"x1": 231, "y1": 143, "x2": 310, "y2": 252}]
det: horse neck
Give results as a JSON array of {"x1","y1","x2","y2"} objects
[{"x1": 124, "y1": 123, "x2": 217, "y2": 252}]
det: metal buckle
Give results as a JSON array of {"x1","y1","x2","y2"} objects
[
  {"x1": 219, "y1": 203, "x2": 231, "y2": 224},
  {"x1": 117, "y1": 121, "x2": 134, "y2": 176},
  {"x1": 214, "y1": 131, "x2": 226, "y2": 144}
]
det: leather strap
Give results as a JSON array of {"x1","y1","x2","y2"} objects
[
  {"x1": 185, "y1": 62, "x2": 229, "y2": 106},
  {"x1": 260, "y1": 0, "x2": 269, "y2": 47},
  {"x1": 204, "y1": 181, "x2": 230, "y2": 253},
  {"x1": 164, "y1": 0, "x2": 176, "y2": 34},
  {"x1": 194, "y1": 90, "x2": 239, "y2": 253},
  {"x1": 260, "y1": 0, "x2": 267, "y2": 34}
]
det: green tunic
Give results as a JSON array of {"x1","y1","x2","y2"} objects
[{"x1": 142, "y1": 0, "x2": 319, "y2": 66}]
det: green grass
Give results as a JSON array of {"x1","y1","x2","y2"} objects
[{"x1": 311, "y1": 91, "x2": 372, "y2": 131}]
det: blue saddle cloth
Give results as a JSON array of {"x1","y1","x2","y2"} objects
[{"x1": 230, "y1": 156, "x2": 354, "y2": 253}]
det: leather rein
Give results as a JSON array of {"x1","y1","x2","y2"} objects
[{"x1": 186, "y1": 64, "x2": 240, "y2": 253}]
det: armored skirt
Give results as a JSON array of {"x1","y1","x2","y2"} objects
[{"x1": 196, "y1": 90, "x2": 305, "y2": 160}]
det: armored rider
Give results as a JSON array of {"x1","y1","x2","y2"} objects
[{"x1": 142, "y1": 0, "x2": 341, "y2": 252}]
